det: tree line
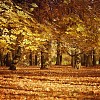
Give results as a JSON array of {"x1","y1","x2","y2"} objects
[{"x1": 0, "y1": 0, "x2": 100, "y2": 70}]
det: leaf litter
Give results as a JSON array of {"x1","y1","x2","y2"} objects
[{"x1": 0, "y1": 66, "x2": 100, "y2": 100}]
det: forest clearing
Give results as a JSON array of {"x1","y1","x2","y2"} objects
[{"x1": 0, "y1": 66, "x2": 100, "y2": 100}]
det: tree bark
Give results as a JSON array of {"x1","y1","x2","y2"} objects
[
  {"x1": 0, "y1": 50, "x2": 6, "y2": 66},
  {"x1": 56, "y1": 50, "x2": 60, "y2": 65},
  {"x1": 29, "y1": 52, "x2": 33, "y2": 66},
  {"x1": 71, "y1": 48, "x2": 81, "y2": 69},
  {"x1": 9, "y1": 46, "x2": 21, "y2": 70},
  {"x1": 71, "y1": 49, "x2": 76, "y2": 68},
  {"x1": 85, "y1": 54, "x2": 93, "y2": 67},
  {"x1": 99, "y1": 57, "x2": 100, "y2": 64},
  {"x1": 71, "y1": 56, "x2": 75, "y2": 68},
  {"x1": 5, "y1": 53, "x2": 12, "y2": 67},
  {"x1": 40, "y1": 51, "x2": 45, "y2": 69},
  {"x1": 0, "y1": 53, "x2": 2, "y2": 66},
  {"x1": 60, "y1": 54, "x2": 62, "y2": 65},
  {"x1": 40, "y1": 41, "x2": 51, "y2": 69},
  {"x1": 81, "y1": 54, "x2": 85, "y2": 66},
  {"x1": 56, "y1": 40, "x2": 61, "y2": 65},
  {"x1": 34, "y1": 55, "x2": 37, "y2": 65},
  {"x1": 92, "y1": 50, "x2": 96, "y2": 66}
]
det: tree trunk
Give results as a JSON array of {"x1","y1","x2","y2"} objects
[
  {"x1": 0, "y1": 50, "x2": 6, "y2": 66},
  {"x1": 56, "y1": 40, "x2": 61, "y2": 65},
  {"x1": 85, "y1": 54, "x2": 92, "y2": 67},
  {"x1": 40, "y1": 41, "x2": 51, "y2": 69},
  {"x1": 0, "y1": 54, "x2": 3, "y2": 66},
  {"x1": 99, "y1": 57, "x2": 100, "y2": 64},
  {"x1": 60, "y1": 54, "x2": 62, "y2": 65},
  {"x1": 81, "y1": 54, "x2": 85, "y2": 66},
  {"x1": 6, "y1": 52, "x2": 16, "y2": 70},
  {"x1": 35, "y1": 55, "x2": 37, "y2": 65},
  {"x1": 92, "y1": 50, "x2": 96, "y2": 66},
  {"x1": 29, "y1": 52, "x2": 33, "y2": 66},
  {"x1": 5, "y1": 53, "x2": 12, "y2": 67},
  {"x1": 71, "y1": 49, "x2": 81, "y2": 69},
  {"x1": 9, "y1": 46, "x2": 21, "y2": 70},
  {"x1": 0, "y1": 53, "x2": 2, "y2": 66},
  {"x1": 71, "y1": 49, "x2": 76, "y2": 68},
  {"x1": 71, "y1": 56, "x2": 75, "y2": 68},
  {"x1": 40, "y1": 51, "x2": 50, "y2": 69},
  {"x1": 75, "y1": 54, "x2": 81, "y2": 69},
  {"x1": 56, "y1": 50, "x2": 60, "y2": 65},
  {"x1": 40, "y1": 51, "x2": 45, "y2": 69}
]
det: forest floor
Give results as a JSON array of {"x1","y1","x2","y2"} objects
[{"x1": 0, "y1": 66, "x2": 100, "y2": 100}]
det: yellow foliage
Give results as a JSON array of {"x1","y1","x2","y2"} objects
[
  {"x1": 0, "y1": 40, "x2": 7, "y2": 47},
  {"x1": 10, "y1": 35, "x2": 17, "y2": 40}
]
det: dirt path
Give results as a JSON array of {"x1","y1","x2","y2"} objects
[{"x1": 0, "y1": 66, "x2": 100, "y2": 100}]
